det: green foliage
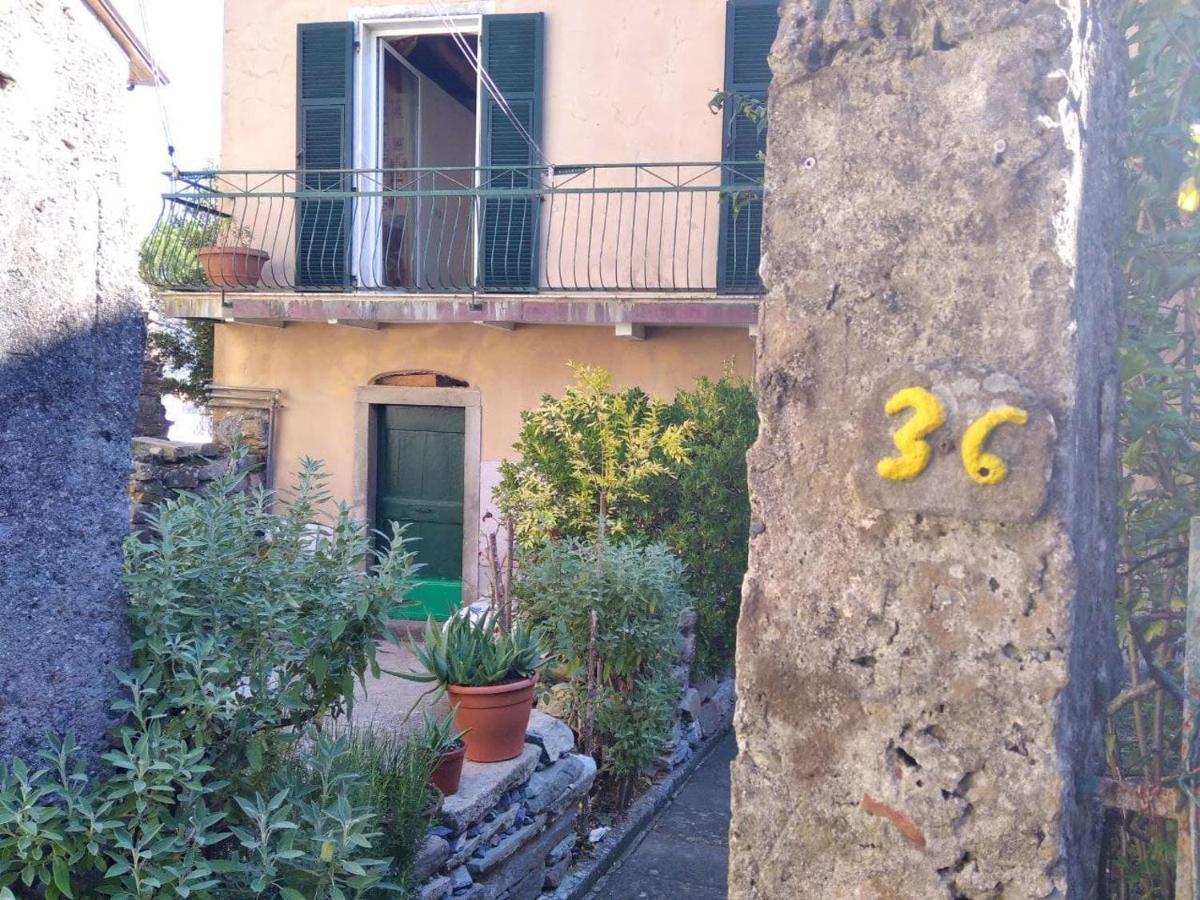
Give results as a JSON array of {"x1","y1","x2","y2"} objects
[
  {"x1": 495, "y1": 364, "x2": 690, "y2": 546},
  {"x1": 337, "y1": 728, "x2": 438, "y2": 893},
  {"x1": 148, "y1": 318, "x2": 215, "y2": 406},
  {"x1": 139, "y1": 216, "x2": 217, "y2": 288},
  {"x1": 0, "y1": 458, "x2": 428, "y2": 898},
  {"x1": 641, "y1": 374, "x2": 757, "y2": 678},
  {"x1": 139, "y1": 212, "x2": 241, "y2": 406},
  {"x1": 1099, "y1": 1, "x2": 1200, "y2": 894},
  {"x1": 419, "y1": 711, "x2": 468, "y2": 757},
  {"x1": 514, "y1": 538, "x2": 690, "y2": 794},
  {"x1": 402, "y1": 609, "x2": 547, "y2": 688},
  {"x1": 123, "y1": 453, "x2": 416, "y2": 771}
]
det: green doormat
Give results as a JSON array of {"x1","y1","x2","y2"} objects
[{"x1": 391, "y1": 578, "x2": 462, "y2": 621}]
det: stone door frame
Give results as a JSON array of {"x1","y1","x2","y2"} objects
[{"x1": 353, "y1": 384, "x2": 482, "y2": 603}]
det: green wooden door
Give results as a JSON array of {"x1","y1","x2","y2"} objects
[{"x1": 376, "y1": 405, "x2": 465, "y2": 619}]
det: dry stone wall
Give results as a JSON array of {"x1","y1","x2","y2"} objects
[
  {"x1": 128, "y1": 438, "x2": 230, "y2": 529},
  {"x1": 731, "y1": 1, "x2": 1126, "y2": 897},
  {"x1": 415, "y1": 712, "x2": 597, "y2": 900}
]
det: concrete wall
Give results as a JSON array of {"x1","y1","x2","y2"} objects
[
  {"x1": 215, "y1": 321, "x2": 752, "y2": 488},
  {"x1": 0, "y1": 1, "x2": 146, "y2": 760},
  {"x1": 730, "y1": 1, "x2": 1125, "y2": 896},
  {"x1": 221, "y1": 0, "x2": 729, "y2": 172}
]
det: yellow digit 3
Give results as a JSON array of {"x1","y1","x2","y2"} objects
[
  {"x1": 961, "y1": 406, "x2": 1029, "y2": 485},
  {"x1": 876, "y1": 387, "x2": 946, "y2": 481}
]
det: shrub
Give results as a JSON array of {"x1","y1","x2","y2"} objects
[
  {"x1": 495, "y1": 364, "x2": 689, "y2": 546},
  {"x1": 641, "y1": 373, "x2": 758, "y2": 677},
  {"x1": 122, "y1": 453, "x2": 415, "y2": 774},
  {"x1": 0, "y1": 456, "x2": 427, "y2": 899},
  {"x1": 338, "y1": 727, "x2": 439, "y2": 892},
  {"x1": 514, "y1": 538, "x2": 690, "y2": 806}
]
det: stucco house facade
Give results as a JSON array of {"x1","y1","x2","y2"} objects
[{"x1": 152, "y1": 0, "x2": 776, "y2": 614}]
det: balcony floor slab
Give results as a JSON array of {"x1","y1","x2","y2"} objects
[{"x1": 161, "y1": 291, "x2": 760, "y2": 329}]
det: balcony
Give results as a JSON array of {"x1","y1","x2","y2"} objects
[{"x1": 145, "y1": 163, "x2": 763, "y2": 330}]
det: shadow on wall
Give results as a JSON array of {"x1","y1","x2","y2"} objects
[{"x1": 0, "y1": 312, "x2": 146, "y2": 763}]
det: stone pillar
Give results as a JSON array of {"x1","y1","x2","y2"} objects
[
  {"x1": 0, "y1": 3, "x2": 146, "y2": 761},
  {"x1": 730, "y1": 3, "x2": 1125, "y2": 897}
]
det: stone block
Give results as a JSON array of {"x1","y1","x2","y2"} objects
[
  {"x1": 447, "y1": 803, "x2": 521, "y2": 868},
  {"x1": 419, "y1": 875, "x2": 452, "y2": 900},
  {"x1": 670, "y1": 664, "x2": 691, "y2": 690},
  {"x1": 678, "y1": 688, "x2": 702, "y2": 720},
  {"x1": 677, "y1": 631, "x2": 696, "y2": 663},
  {"x1": 542, "y1": 855, "x2": 571, "y2": 890},
  {"x1": 692, "y1": 677, "x2": 719, "y2": 703},
  {"x1": 697, "y1": 678, "x2": 736, "y2": 737},
  {"x1": 439, "y1": 745, "x2": 540, "y2": 833},
  {"x1": 525, "y1": 711, "x2": 575, "y2": 766},
  {"x1": 132, "y1": 437, "x2": 168, "y2": 460},
  {"x1": 450, "y1": 865, "x2": 472, "y2": 892},
  {"x1": 475, "y1": 809, "x2": 575, "y2": 900},
  {"x1": 498, "y1": 864, "x2": 545, "y2": 900},
  {"x1": 546, "y1": 833, "x2": 576, "y2": 865},
  {"x1": 525, "y1": 755, "x2": 583, "y2": 815},
  {"x1": 414, "y1": 834, "x2": 452, "y2": 882},
  {"x1": 545, "y1": 755, "x2": 596, "y2": 819},
  {"x1": 162, "y1": 467, "x2": 199, "y2": 489},
  {"x1": 467, "y1": 817, "x2": 544, "y2": 878},
  {"x1": 131, "y1": 461, "x2": 157, "y2": 482}
]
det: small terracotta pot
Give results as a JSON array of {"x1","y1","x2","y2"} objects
[
  {"x1": 430, "y1": 743, "x2": 466, "y2": 796},
  {"x1": 448, "y1": 677, "x2": 537, "y2": 763},
  {"x1": 197, "y1": 246, "x2": 269, "y2": 288}
]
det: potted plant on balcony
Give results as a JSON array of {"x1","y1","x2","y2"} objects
[
  {"x1": 403, "y1": 609, "x2": 547, "y2": 763},
  {"x1": 196, "y1": 220, "x2": 269, "y2": 288},
  {"x1": 422, "y1": 708, "x2": 469, "y2": 796}
]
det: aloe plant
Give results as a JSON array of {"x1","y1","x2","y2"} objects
[
  {"x1": 421, "y1": 709, "x2": 468, "y2": 756},
  {"x1": 402, "y1": 609, "x2": 547, "y2": 688}
]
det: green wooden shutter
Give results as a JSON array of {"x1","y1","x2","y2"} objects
[
  {"x1": 296, "y1": 22, "x2": 354, "y2": 289},
  {"x1": 479, "y1": 13, "x2": 544, "y2": 292},
  {"x1": 717, "y1": 0, "x2": 777, "y2": 294}
]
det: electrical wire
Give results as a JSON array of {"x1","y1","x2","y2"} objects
[{"x1": 134, "y1": 0, "x2": 177, "y2": 174}]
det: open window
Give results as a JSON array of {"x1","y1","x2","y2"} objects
[
  {"x1": 379, "y1": 33, "x2": 478, "y2": 290},
  {"x1": 297, "y1": 14, "x2": 544, "y2": 294}
]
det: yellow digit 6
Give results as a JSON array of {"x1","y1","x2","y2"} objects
[
  {"x1": 961, "y1": 406, "x2": 1028, "y2": 485},
  {"x1": 876, "y1": 387, "x2": 946, "y2": 481}
]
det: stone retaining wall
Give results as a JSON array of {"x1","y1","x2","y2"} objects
[
  {"x1": 659, "y1": 606, "x2": 736, "y2": 774},
  {"x1": 129, "y1": 438, "x2": 229, "y2": 529},
  {"x1": 414, "y1": 711, "x2": 597, "y2": 900}
]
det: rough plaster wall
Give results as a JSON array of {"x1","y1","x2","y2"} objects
[
  {"x1": 730, "y1": 2, "x2": 1125, "y2": 897},
  {"x1": 0, "y1": 1, "x2": 146, "y2": 761}
]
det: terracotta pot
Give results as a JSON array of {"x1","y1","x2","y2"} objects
[
  {"x1": 430, "y1": 742, "x2": 466, "y2": 796},
  {"x1": 448, "y1": 676, "x2": 537, "y2": 763},
  {"x1": 196, "y1": 246, "x2": 269, "y2": 288}
]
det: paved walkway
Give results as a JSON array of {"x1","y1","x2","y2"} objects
[
  {"x1": 593, "y1": 731, "x2": 737, "y2": 900},
  {"x1": 349, "y1": 639, "x2": 450, "y2": 740}
]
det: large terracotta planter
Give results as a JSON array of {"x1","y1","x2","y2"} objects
[
  {"x1": 197, "y1": 246, "x2": 269, "y2": 288},
  {"x1": 430, "y1": 743, "x2": 466, "y2": 796},
  {"x1": 448, "y1": 677, "x2": 537, "y2": 762}
]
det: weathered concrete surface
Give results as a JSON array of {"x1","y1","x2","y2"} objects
[
  {"x1": 0, "y1": 2, "x2": 147, "y2": 761},
  {"x1": 731, "y1": 2, "x2": 1125, "y2": 897}
]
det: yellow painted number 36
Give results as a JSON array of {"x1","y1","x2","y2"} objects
[{"x1": 876, "y1": 387, "x2": 1029, "y2": 486}]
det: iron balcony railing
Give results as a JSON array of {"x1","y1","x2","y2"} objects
[{"x1": 141, "y1": 163, "x2": 765, "y2": 295}]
